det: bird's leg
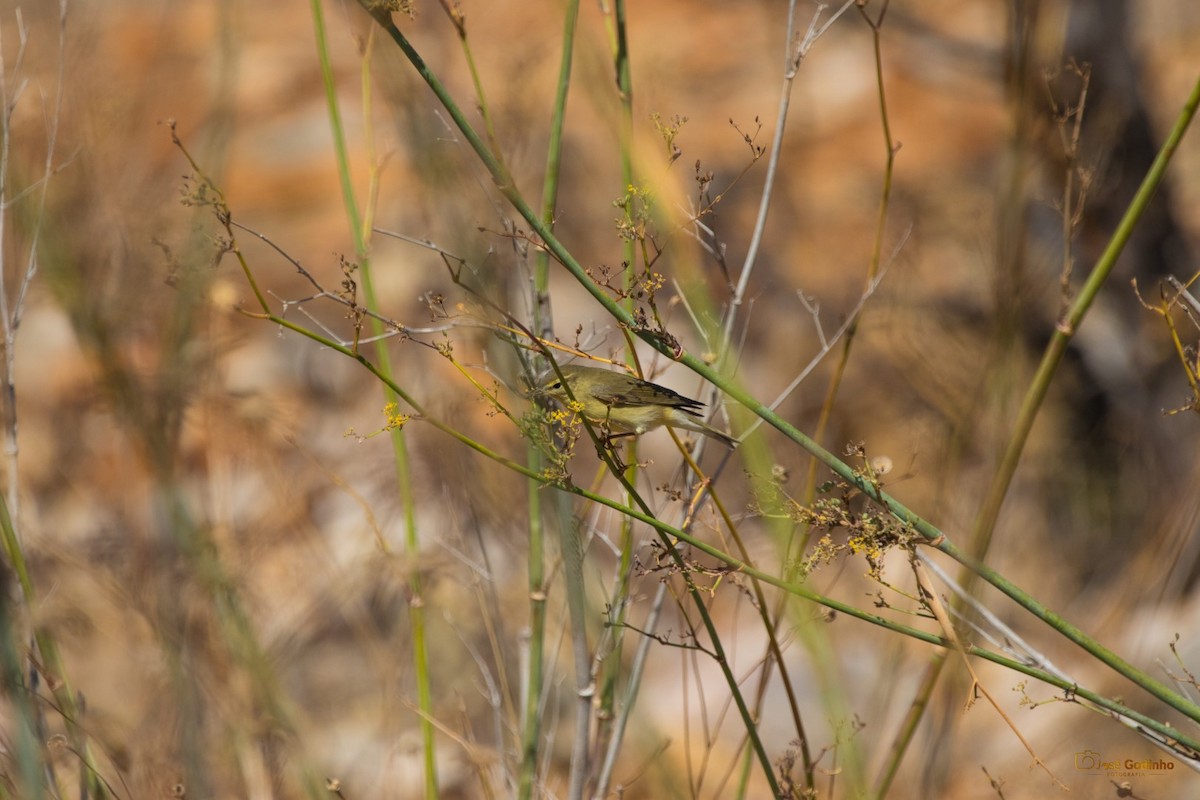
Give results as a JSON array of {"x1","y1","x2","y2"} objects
[{"x1": 594, "y1": 409, "x2": 636, "y2": 467}]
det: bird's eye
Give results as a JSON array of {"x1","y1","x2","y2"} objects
[{"x1": 548, "y1": 381, "x2": 561, "y2": 390}]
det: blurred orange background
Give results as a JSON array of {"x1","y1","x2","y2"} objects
[{"x1": 4, "y1": 1, "x2": 1200, "y2": 797}]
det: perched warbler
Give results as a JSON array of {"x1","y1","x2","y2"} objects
[{"x1": 537, "y1": 363, "x2": 736, "y2": 447}]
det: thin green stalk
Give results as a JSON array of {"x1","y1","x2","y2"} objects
[
  {"x1": 613, "y1": 0, "x2": 634, "y2": 277},
  {"x1": 521, "y1": 3, "x2": 587, "y2": 797},
  {"x1": 876, "y1": 70, "x2": 1200, "y2": 795},
  {"x1": 518, "y1": 450, "x2": 547, "y2": 800},
  {"x1": 538, "y1": 1, "x2": 578, "y2": 245},
  {"x1": 597, "y1": 0, "x2": 639, "y2": 779},
  {"x1": 0, "y1": 2, "x2": 71, "y2": 794},
  {"x1": 597, "y1": 517, "x2": 632, "y2": 759},
  {"x1": 310, "y1": 3, "x2": 438, "y2": 797},
  {"x1": 162, "y1": 486, "x2": 327, "y2": 799},
  {"x1": 0, "y1": 567, "x2": 39, "y2": 799},
  {"x1": 972, "y1": 68, "x2": 1200, "y2": 558},
  {"x1": 0, "y1": 491, "x2": 97, "y2": 797},
  {"x1": 537, "y1": 361, "x2": 596, "y2": 800},
  {"x1": 560, "y1": 511, "x2": 594, "y2": 800},
  {"x1": 873, "y1": 650, "x2": 948, "y2": 797},
  {"x1": 518, "y1": 0, "x2": 578, "y2": 787},
  {"x1": 593, "y1": 581, "x2": 667, "y2": 799},
  {"x1": 442, "y1": 2, "x2": 505, "y2": 168}
]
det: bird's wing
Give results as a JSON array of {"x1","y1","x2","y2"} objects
[{"x1": 593, "y1": 381, "x2": 705, "y2": 412}]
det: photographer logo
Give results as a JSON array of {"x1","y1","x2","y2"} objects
[{"x1": 1074, "y1": 750, "x2": 1174, "y2": 776}]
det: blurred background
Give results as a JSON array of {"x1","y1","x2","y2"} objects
[{"x1": 4, "y1": 0, "x2": 1200, "y2": 797}]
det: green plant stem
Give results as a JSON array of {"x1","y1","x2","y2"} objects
[
  {"x1": 538, "y1": 359, "x2": 597, "y2": 800},
  {"x1": 0, "y1": 582, "x2": 39, "y2": 800},
  {"x1": 594, "y1": 580, "x2": 666, "y2": 798},
  {"x1": 0, "y1": 2, "x2": 75, "y2": 794},
  {"x1": 874, "y1": 650, "x2": 948, "y2": 797},
  {"x1": 524, "y1": 3, "x2": 588, "y2": 797},
  {"x1": 310, "y1": 3, "x2": 438, "y2": 797},
  {"x1": 519, "y1": 449, "x2": 548, "y2": 800},
  {"x1": 0, "y1": 490, "x2": 103, "y2": 798},
  {"x1": 972, "y1": 69, "x2": 1200, "y2": 559},
  {"x1": 560, "y1": 511, "x2": 594, "y2": 800},
  {"x1": 444, "y1": 4, "x2": 505, "y2": 169},
  {"x1": 601, "y1": 0, "x2": 639, "y2": 779},
  {"x1": 518, "y1": 0, "x2": 578, "y2": 787}
]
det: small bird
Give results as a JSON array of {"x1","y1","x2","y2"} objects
[{"x1": 537, "y1": 363, "x2": 736, "y2": 447}]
